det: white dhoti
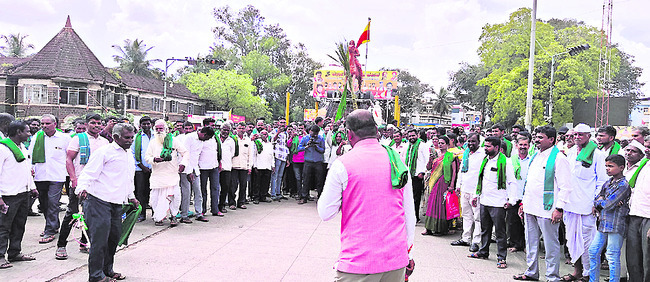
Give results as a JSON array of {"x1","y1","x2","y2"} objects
[
  {"x1": 563, "y1": 211, "x2": 597, "y2": 276},
  {"x1": 150, "y1": 185, "x2": 181, "y2": 222}
]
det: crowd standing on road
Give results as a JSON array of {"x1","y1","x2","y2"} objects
[{"x1": 1, "y1": 109, "x2": 650, "y2": 281}]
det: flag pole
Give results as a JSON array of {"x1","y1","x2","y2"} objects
[{"x1": 364, "y1": 17, "x2": 370, "y2": 72}]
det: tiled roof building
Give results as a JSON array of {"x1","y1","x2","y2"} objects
[{"x1": 0, "y1": 16, "x2": 203, "y2": 121}]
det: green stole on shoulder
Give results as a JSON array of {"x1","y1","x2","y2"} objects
[
  {"x1": 213, "y1": 132, "x2": 223, "y2": 161},
  {"x1": 32, "y1": 130, "x2": 46, "y2": 164},
  {"x1": 134, "y1": 130, "x2": 145, "y2": 163},
  {"x1": 599, "y1": 141, "x2": 621, "y2": 156},
  {"x1": 160, "y1": 133, "x2": 174, "y2": 161},
  {"x1": 254, "y1": 139, "x2": 263, "y2": 154},
  {"x1": 406, "y1": 139, "x2": 421, "y2": 177},
  {"x1": 476, "y1": 152, "x2": 506, "y2": 195},
  {"x1": 527, "y1": 146, "x2": 560, "y2": 210},
  {"x1": 230, "y1": 133, "x2": 239, "y2": 157},
  {"x1": 383, "y1": 145, "x2": 409, "y2": 189},
  {"x1": 291, "y1": 136, "x2": 301, "y2": 154},
  {"x1": 502, "y1": 138, "x2": 512, "y2": 157},
  {"x1": 511, "y1": 154, "x2": 522, "y2": 180},
  {"x1": 441, "y1": 151, "x2": 454, "y2": 184},
  {"x1": 629, "y1": 158, "x2": 649, "y2": 189},
  {"x1": 0, "y1": 138, "x2": 26, "y2": 162},
  {"x1": 576, "y1": 141, "x2": 598, "y2": 166}
]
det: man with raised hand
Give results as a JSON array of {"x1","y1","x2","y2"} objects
[
  {"x1": 29, "y1": 114, "x2": 71, "y2": 244},
  {"x1": 56, "y1": 114, "x2": 109, "y2": 260}
]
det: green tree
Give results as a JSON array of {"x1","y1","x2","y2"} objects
[
  {"x1": 181, "y1": 69, "x2": 270, "y2": 121},
  {"x1": 378, "y1": 68, "x2": 430, "y2": 124},
  {"x1": 0, "y1": 33, "x2": 34, "y2": 57},
  {"x1": 112, "y1": 39, "x2": 161, "y2": 78},
  {"x1": 433, "y1": 87, "x2": 451, "y2": 116},
  {"x1": 449, "y1": 62, "x2": 491, "y2": 124}
]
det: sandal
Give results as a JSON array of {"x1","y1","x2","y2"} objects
[
  {"x1": 8, "y1": 254, "x2": 36, "y2": 262},
  {"x1": 560, "y1": 273, "x2": 580, "y2": 281},
  {"x1": 39, "y1": 235, "x2": 55, "y2": 244},
  {"x1": 421, "y1": 230, "x2": 433, "y2": 236},
  {"x1": 55, "y1": 247, "x2": 68, "y2": 260},
  {"x1": 107, "y1": 272, "x2": 126, "y2": 280},
  {"x1": 467, "y1": 253, "x2": 488, "y2": 259},
  {"x1": 0, "y1": 258, "x2": 12, "y2": 269},
  {"x1": 513, "y1": 274, "x2": 539, "y2": 281},
  {"x1": 497, "y1": 260, "x2": 507, "y2": 269}
]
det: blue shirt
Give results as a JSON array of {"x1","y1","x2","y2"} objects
[
  {"x1": 297, "y1": 135, "x2": 325, "y2": 163},
  {"x1": 131, "y1": 132, "x2": 152, "y2": 171},
  {"x1": 595, "y1": 176, "x2": 631, "y2": 234}
]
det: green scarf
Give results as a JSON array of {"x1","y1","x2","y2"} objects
[
  {"x1": 599, "y1": 141, "x2": 621, "y2": 156},
  {"x1": 503, "y1": 138, "x2": 513, "y2": 158},
  {"x1": 526, "y1": 146, "x2": 560, "y2": 210},
  {"x1": 291, "y1": 136, "x2": 300, "y2": 154},
  {"x1": 254, "y1": 139, "x2": 263, "y2": 154},
  {"x1": 134, "y1": 130, "x2": 144, "y2": 163},
  {"x1": 77, "y1": 132, "x2": 90, "y2": 165},
  {"x1": 213, "y1": 132, "x2": 222, "y2": 161},
  {"x1": 0, "y1": 138, "x2": 26, "y2": 162},
  {"x1": 461, "y1": 147, "x2": 471, "y2": 173},
  {"x1": 406, "y1": 139, "x2": 422, "y2": 177},
  {"x1": 160, "y1": 133, "x2": 174, "y2": 161},
  {"x1": 476, "y1": 152, "x2": 507, "y2": 194},
  {"x1": 32, "y1": 130, "x2": 46, "y2": 164},
  {"x1": 332, "y1": 131, "x2": 347, "y2": 147},
  {"x1": 442, "y1": 151, "x2": 454, "y2": 184},
  {"x1": 576, "y1": 141, "x2": 598, "y2": 166},
  {"x1": 511, "y1": 154, "x2": 522, "y2": 180},
  {"x1": 230, "y1": 133, "x2": 239, "y2": 157},
  {"x1": 119, "y1": 203, "x2": 142, "y2": 247},
  {"x1": 629, "y1": 158, "x2": 649, "y2": 189},
  {"x1": 383, "y1": 145, "x2": 409, "y2": 189},
  {"x1": 23, "y1": 135, "x2": 31, "y2": 149}
]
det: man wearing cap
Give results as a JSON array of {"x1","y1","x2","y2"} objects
[
  {"x1": 625, "y1": 140, "x2": 650, "y2": 281},
  {"x1": 562, "y1": 123, "x2": 607, "y2": 281}
]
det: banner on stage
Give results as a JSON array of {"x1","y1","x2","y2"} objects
[
  {"x1": 313, "y1": 70, "x2": 399, "y2": 100},
  {"x1": 304, "y1": 109, "x2": 318, "y2": 121},
  {"x1": 230, "y1": 114, "x2": 245, "y2": 123}
]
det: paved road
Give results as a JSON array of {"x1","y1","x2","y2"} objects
[{"x1": 4, "y1": 197, "x2": 573, "y2": 281}]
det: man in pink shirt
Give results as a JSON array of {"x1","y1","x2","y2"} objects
[{"x1": 318, "y1": 110, "x2": 416, "y2": 281}]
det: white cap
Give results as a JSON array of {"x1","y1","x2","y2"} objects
[
  {"x1": 573, "y1": 123, "x2": 591, "y2": 133},
  {"x1": 627, "y1": 140, "x2": 647, "y2": 153}
]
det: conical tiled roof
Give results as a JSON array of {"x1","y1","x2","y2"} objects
[{"x1": 12, "y1": 16, "x2": 117, "y2": 84}]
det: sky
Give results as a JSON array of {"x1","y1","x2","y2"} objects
[{"x1": 1, "y1": 0, "x2": 647, "y2": 95}]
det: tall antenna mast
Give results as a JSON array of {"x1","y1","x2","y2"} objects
[{"x1": 595, "y1": 0, "x2": 613, "y2": 127}]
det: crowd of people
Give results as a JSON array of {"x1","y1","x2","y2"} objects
[{"x1": 1, "y1": 109, "x2": 650, "y2": 281}]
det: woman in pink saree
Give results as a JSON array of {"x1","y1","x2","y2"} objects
[{"x1": 422, "y1": 136, "x2": 459, "y2": 235}]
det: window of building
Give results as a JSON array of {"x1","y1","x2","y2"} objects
[
  {"x1": 79, "y1": 90, "x2": 87, "y2": 105},
  {"x1": 152, "y1": 98, "x2": 161, "y2": 112},
  {"x1": 127, "y1": 95, "x2": 139, "y2": 110},
  {"x1": 170, "y1": 100, "x2": 178, "y2": 113},
  {"x1": 101, "y1": 91, "x2": 114, "y2": 108},
  {"x1": 23, "y1": 84, "x2": 48, "y2": 104},
  {"x1": 187, "y1": 103, "x2": 194, "y2": 115},
  {"x1": 58, "y1": 87, "x2": 88, "y2": 105}
]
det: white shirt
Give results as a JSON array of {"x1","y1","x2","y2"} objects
[
  {"x1": 29, "y1": 131, "x2": 71, "y2": 182},
  {"x1": 406, "y1": 141, "x2": 429, "y2": 176},
  {"x1": 198, "y1": 137, "x2": 219, "y2": 170},
  {"x1": 0, "y1": 143, "x2": 35, "y2": 196},
  {"x1": 144, "y1": 135, "x2": 189, "y2": 189},
  {"x1": 391, "y1": 141, "x2": 408, "y2": 163},
  {"x1": 232, "y1": 136, "x2": 253, "y2": 170},
  {"x1": 565, "y1": 145, "x2": 608, "y2": 215},
  {"x1": 628, "y1": 161, "x2": 650, "y2": 218},
  {"x1": 522, "y1": 147, "x2": 573, "y2": 219},
  {"x1": 253, "y1": 141, "x2": 275, "y2": 170},
  {"x1": 379, "y1": 137, "x2": 392, "y2": 146},
  {"x1": 220, "y1": 136, "x2": 236, "y2": 171},
  {"x1": 67, "y1": 134, "x2": 110, "y2": 178},
  {"x1": 513, "y1": 153, "x2": 531, "y2": 200},
  {"x1": 459, "y1": 148, "x2": 486, "y2": 194},
  {"x1": 178, "y1": 132, "x2": 203, "y2": 175},
  {"x1": 318, "y1": 159, "x2": 416, "y2": 247},
  {"x1": 478, "y1": 155, "x2": 518, "y2": 207},
  {"x1": 76, "y1": 142, "x2": 136, "y2": 204},
  {"x1": 327, "y1": 144, "x2": 352, "y2": 169}
]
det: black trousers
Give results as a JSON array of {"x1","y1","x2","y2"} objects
[
  {"x1": 411, "y1": 176, "x2": 424, "y2": 221},
  {"x1": 506, "y1": 200, "x2": 525, "y2": 250},
  {"x1": 627, "y1": 216, "x2": 650, "y2": 282},
  {"x1": 477, "y1": 204, "x2": 507, "y2": 261},
  {"x1": 284, "y1": 163, "x2": 297, "y2": 195},
  {"x1": 134, "y1": 171, "x2": 151, "y2": 216},
  {"x1": 252, "y1": 169, "x2": 272, "y2": 201},
  {"x1": 57, "y1": 190, "x2": 87, "y2": 247},
  {"x1": 302, "y1": 161, "x2": 324, "y2": 199},
  {"x1": 231, "y1": 169, "x2": 249, "y2": 206},
  {"x1": 200, "y1": 168, "x2": 219, "y2": 214},
  {"x1": 0, "y1": 192, "x2": 29, "y2": 258},
  {"x1": 84, "y1": 194, "x2": 122, "y2": 282},
  {"x1": 219, "y1": 171, "x2": 234, "y2": 210}
]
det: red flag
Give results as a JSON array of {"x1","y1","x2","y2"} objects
[{"x1": 356, "y1": 19, "x2": 370, "y2": 48}]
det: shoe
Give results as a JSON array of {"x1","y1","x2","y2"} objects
[
  {"x1": 196, "y1": 216, "x2": 210, "y2": 222},
  {"x1": 297, "y1": 199, "x2": 306, "y2": 205},
  {"x1": 154, "y1": 221, "x2": 164, "y2": 226},
  {"x1": 451, "y1": 239, "x2": 470, "y2": 246},
  {"x1": 280, "y1": 196, "x2": 288, "y2": 200},
  {"x1": 253, "y1": 200, "x2": 260, "y2": 204},
  {"x1": 55, "y1": 247, "x2": 68, "y2": 260},
  {"x1": 307, "y1": 197, "x2": 315, "y2": 201},
  {"x1": 180, "y1": 218, "x2": 192, "y2": 224},
  {"x1": 28, "y1": 211, "x2": 40, "y2": 216},
  {"x1": 469, "y1": 243, "x2": 479, "y2": 252},
  {"x1": 170, "y1": 218, "x2": 179, "y2": 227},
  {"x1": 79, "y1": 245, "x2": 89, "y2": 254},
  {"x1": 220, "y1": 208, "x2": 228, "y2": 214},
  {"x1": 261, "y1": 198, "x2": 272, "y2": 203},
  {"x1": 238, "y1": 205, "x2": 247, "y2": 209},
  {"x1": 229, "y1": 205, "x2": 237, "y2": 210}
]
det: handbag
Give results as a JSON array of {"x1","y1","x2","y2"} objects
[{"x1": 445, "y1": 191, "x2": 461, "y2": 220}]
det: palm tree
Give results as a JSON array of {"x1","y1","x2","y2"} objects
[
  {"x1": 433, "y1": 87, "x2": 451, "y2": 117},
  {"x1": 0, "y1": 33, "x2": 35, "y2": 57},
  {"x1": 327, "y1": 41, "x2": 357, "y2": 110},
  {"x1": 112, "y1": 39, "x2": 161, "y2": 78}
]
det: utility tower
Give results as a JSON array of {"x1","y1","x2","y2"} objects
[{"x1": 595, "y1": 0, "x2": 613, "y2": 127}]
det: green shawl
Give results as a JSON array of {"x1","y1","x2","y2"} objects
[
  {"x1": 290, "y1": 136, "x2": 301, "y2": 154},
  {"x1": 160, "y1": 133, "x2": 174, "y2": 161},
  {"x1": 461, "y1": 147, "x2": 471, "y2": 173},
  {"x1": 406, "y1": 139, "x2": 421, "y2": 177},
  {"x1": 441, "y1": 151, "x2": 454, "y2": 184},
  {"x1": 502, "y1": 138, "x2": 513, "y2": 158},
  {"x1": 213, "y1": 132, "x2": 223, "y2": 161},
  {"x1": 629, "y1": 158, "x2": 648, "y2": 189},
  {"x1": 383, "y1": 145, "x2": 409, "y2": 189},
  {"x1": 527, "y1": 146, "x2": 560, "y2": 210},
  {"x1": 254, "y1": 139, "x2": 263, "y2": 154},
  {"x1": 476, "y1": 152, "x2": 507, "y2": 195},
  {"x1": 119, "y1": 203, "x2": 142, "y2": 246},
  {"x1": 599, "y1": 141, "x2": 621, "y2": 156},
  {"x1": 134, "y1": 130, "x2": 146, "y2": 163},
  {"x1": 576, "y1": 140, "x2": 598, "y2": 166},
  {"x1": 230, "y1": 133, "x2": 239, "y2": 157},
  {"x1": 0, "y1": 137, "x2": 26, "y2": 162},
  {"x1": 511, "y1": 154, "x2": 522, "y2": 180},
  {"x1": 32, "y1": 130, "x2": 46, "y2": 164}
]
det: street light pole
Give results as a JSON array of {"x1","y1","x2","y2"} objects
[
  {"x1": 524, "y1": 0, "x2": 537, "y2": 131},
  {"x1": 162, "y1": 57, "x2": 198, "y2": 120},
  {"x1": 548, "y1": 44, "x2": 589, "y2": 123}
]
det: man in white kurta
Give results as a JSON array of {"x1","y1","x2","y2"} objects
[
  {"x1": 144, "y1": 120, "x2": 189, "y2": 226},
  {"x1": 454, "y1": 133, "x2": 485, "y2": 252}
]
